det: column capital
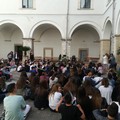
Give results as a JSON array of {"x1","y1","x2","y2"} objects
[
  {"x1": 100, "y1": 39, "x2": 110, "y2": 41},
  {"x1": 22, "y1": 38, "x2": 35, "y2": 40},
  {"x1": 61, "y1": 39, "x2": 66, "y2": 41},
  {"x1": 61, "y1": 38, "x2": 72, "y2": 41},
  {"x1": 67, "y1": 39, "x2": 72, "y2": 41},
  {"x1": 115, "y1": 34, "x2": 120, "y2": 37}
]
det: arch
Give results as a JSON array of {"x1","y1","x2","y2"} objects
[
  {"x1": 69, "y1": 21, "x2": 102, "y2": 39},
  {"x1": 29, "y1": 20, "x2": 64, "y2": 38},
  {"x1": 0, "y1": 20, "x2": 24, "y2": 37},
  {"x1": 116, "y1": 10, "x2": 120, "y2": 34},
  {"x1": 102, "y1": 17, "x2": 111, "y2": 32},
  {"x1": 103, "y1": 18, "x2": 112, "y2": 39}
]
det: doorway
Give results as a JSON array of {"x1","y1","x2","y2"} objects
[
  {"x1": 14, "y1": 45, "x2": 23, "y2": 61},
  {"x1": 79, "y1": 48, "x2": 88, "y2": 62},
  {"x1": 43, "y1": 48, "x2": 53, "y2": 59}
]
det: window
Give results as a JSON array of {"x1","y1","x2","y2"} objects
[
  {"x1": 80, "y1": 0, "x2": 91, "y2": 9},
  {"x1": 22, "y1": 0, "x2": 33, "y2": 8}
]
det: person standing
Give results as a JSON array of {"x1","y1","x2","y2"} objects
[
  {"x1": 7, "y1": 51, "x2": 13, "y2": 62},
  {"x1": 109, "y1": 53, "x2": 117, "y2": 70},
  {"x1": 3, "y1": 83, "x2": 31, "y2": 120},
  {"x1": 102, "y1": 53, "x2": 109, "y2": 74},
  {"x1": 98, "y1": 78, "x2": 113, "y2": 105},
  {"x1": 30, "y1": 51, "x2": 34, "y2": 62},
  {"x1": 14, "y1": 51, "x2": 19, "y2": 65}
]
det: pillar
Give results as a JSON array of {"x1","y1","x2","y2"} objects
[
  {"x1": 100, "y1": 39, "x2": 110, "y2": 62},
  {"x1": 61, "y1": 39, "x2": 67, "y2": 56},
  {"x1": 61, "y1": 39, "x2": 71, "y2": 58},
  {"x1": 114, "y1": 34, "x2": 120, "y2": 64},
  {"x1": 22, "y1": 38, "x2": 34, "y2": 51},
  {"x1": 22, "y1": 38, "x2": 34, "y2": 61},
  {"x1": 66, "y1": 39, "x2": 71, "y2": 58}
]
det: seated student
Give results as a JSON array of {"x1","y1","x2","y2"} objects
[
  {"x1": 56, "y1": 92, "x2": 85, "y2": 120},
  {"x1": 114, "y1": 96, "x2": 120, "y2": 113},
  {"x1": 3, "y1": 83, "x2": 31, "y2": 120},
  {"x1": 48, "y1": 83, "x2": 63, "y2": 112},
  {"x1": 49, "y1": 73, "x2": 58, "y2": 89},
  {"x1": 17, "y1": 63, "x2": 23, "y2": 72},
  {"x1": 34, "y1": 80, "x2": 49, "y2": 110},
  {"x1": 0, "y1": 77, "x2": 6, "y2": 103},
  {"x1": 93, "y1": 102, "x2": 120, "y2": 120},
  {"x1": 29, "y1": 66, "x2": 37, "y2": 74}
]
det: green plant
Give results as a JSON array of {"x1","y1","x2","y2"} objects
[
  {"x1": 116, "y1": 70, "x2": 120, "y2": 81},
  {"x1": 117, "y1": 47, "x2": 120, "y2": 55}
]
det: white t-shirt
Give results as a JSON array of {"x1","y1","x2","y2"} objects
[
  {"x1": 49, "y1": 92, "x2": 62, "y2": 110},
  {"x1": 93, "y1": 76, "x2": 103, "y2": 83},
  {"x1": 99, "y1": 85, "x2": 113, "y2": 105},
  {"x1": 17, "y1": 65, "x2": 22, "y2": 72},
  {"x1": 49, "y1": 77, "x2": 58, "y2": 89},
  {"x1": 102, "y1": 55, "x2": 108, "y2": 64}
]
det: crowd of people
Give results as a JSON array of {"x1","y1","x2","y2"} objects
[{"x1": 0, "y1": 53, "x2": 120, "y2": 120}]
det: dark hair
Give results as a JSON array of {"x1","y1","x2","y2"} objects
[
  {"x1": 117, "y1": 96, "x2": 120, "y2": 105},
  {"x1": 108, "y1": 72, "x2": 113, "y2": 79},
  {"x1": 6, "y1": 83, "x2": 16, "y2": 93},
  {"x1": 107, "y1": 102, "x2": 118, "y2": 118},
  {"x1": 97, "y1": 72, "x2": 101, "y2": 77},
  {"x1": 77, "y1": 86, "x2": 86, "y2": 98},
  {"x1": 64, "y1": 92, "x2": 72, "y2": 104},
  {"x1": 101, "y1": 78, "x2": 109, "y2": 87}
]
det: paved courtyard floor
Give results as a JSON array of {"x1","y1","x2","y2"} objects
[{"x1": 0, "y1": 71, "x2": 61, "y2": 120}]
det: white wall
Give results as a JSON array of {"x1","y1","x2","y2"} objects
[
  {"x1": 71, "y1": 27, "x2": 100, "y2": 58},
  {"x1": 0, "y1": 0, "x2": 68, "y2": 14},
  {"x1": 34, "y1": 28, "x2": 61, "y2": 58},
  {"x1": 0, "y1": 0, "x2": 120, "y2": 59}
]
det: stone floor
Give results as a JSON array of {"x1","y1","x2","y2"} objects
[{"x1": 0, "y1": 71, "x2": 61, "y2": 120}]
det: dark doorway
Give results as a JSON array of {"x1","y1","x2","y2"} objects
[{"x1": 14, "y1": 45, "x2": 23, "y2": 61}]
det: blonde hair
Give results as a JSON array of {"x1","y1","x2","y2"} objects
[{"x1": 49, "y1": 83, "x2": 61, "y2": 96}]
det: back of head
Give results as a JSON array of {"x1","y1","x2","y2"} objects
[
  {"x1": 108, "y1": 102, "x2": 118, "y2": 118},
  {"x1": 97, "y1": 72, "x2": 101, "y2": 77},
  {"x1": 101, "y1": 78, "x2": 109, "y2": 87},
  {"x1": 64, "y1": 92, "x2": 72, "y2": 104},
  {"x1": 108, "y1": 72, "x2": 113, "y2": 79},
  {"x1": 78, "y1": 86, "x2": 86, "y2": 98},
  {"x1": 6, "y1": 83, "x2": 16, "y2": 93}
]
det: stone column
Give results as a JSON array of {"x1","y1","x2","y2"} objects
[
  {"x1": 114, "y1": 34, "x2": 120, "y2": 64},
  {"x1": 22, "y1": 38, "x2": 34, "y2": 51},
  {"x1": 61, "y1": 39, "x2": 71, "y2": 58},
  {"x1": 22, "y1": 38, "x2": 34, "y2": 61},
  {"x1": 61, "y1": 39, "x2": 67, "y2": 56},
  {"x1": 67, "y1": 39, "x2": 72, "y2": 58},
  {"x1": 100, "y1": 39, "x2": 110, "y2": 62}
]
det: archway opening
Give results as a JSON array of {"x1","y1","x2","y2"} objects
[
  {"x1": 32, "y1": 24, "x2": 62, "y2": 60},
  {"x1": 0, "y1": 23, "x2": 23, "y2": 59},
  {"x1": 71, "y1": 24, "x2": 100, "y2": 62}
]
